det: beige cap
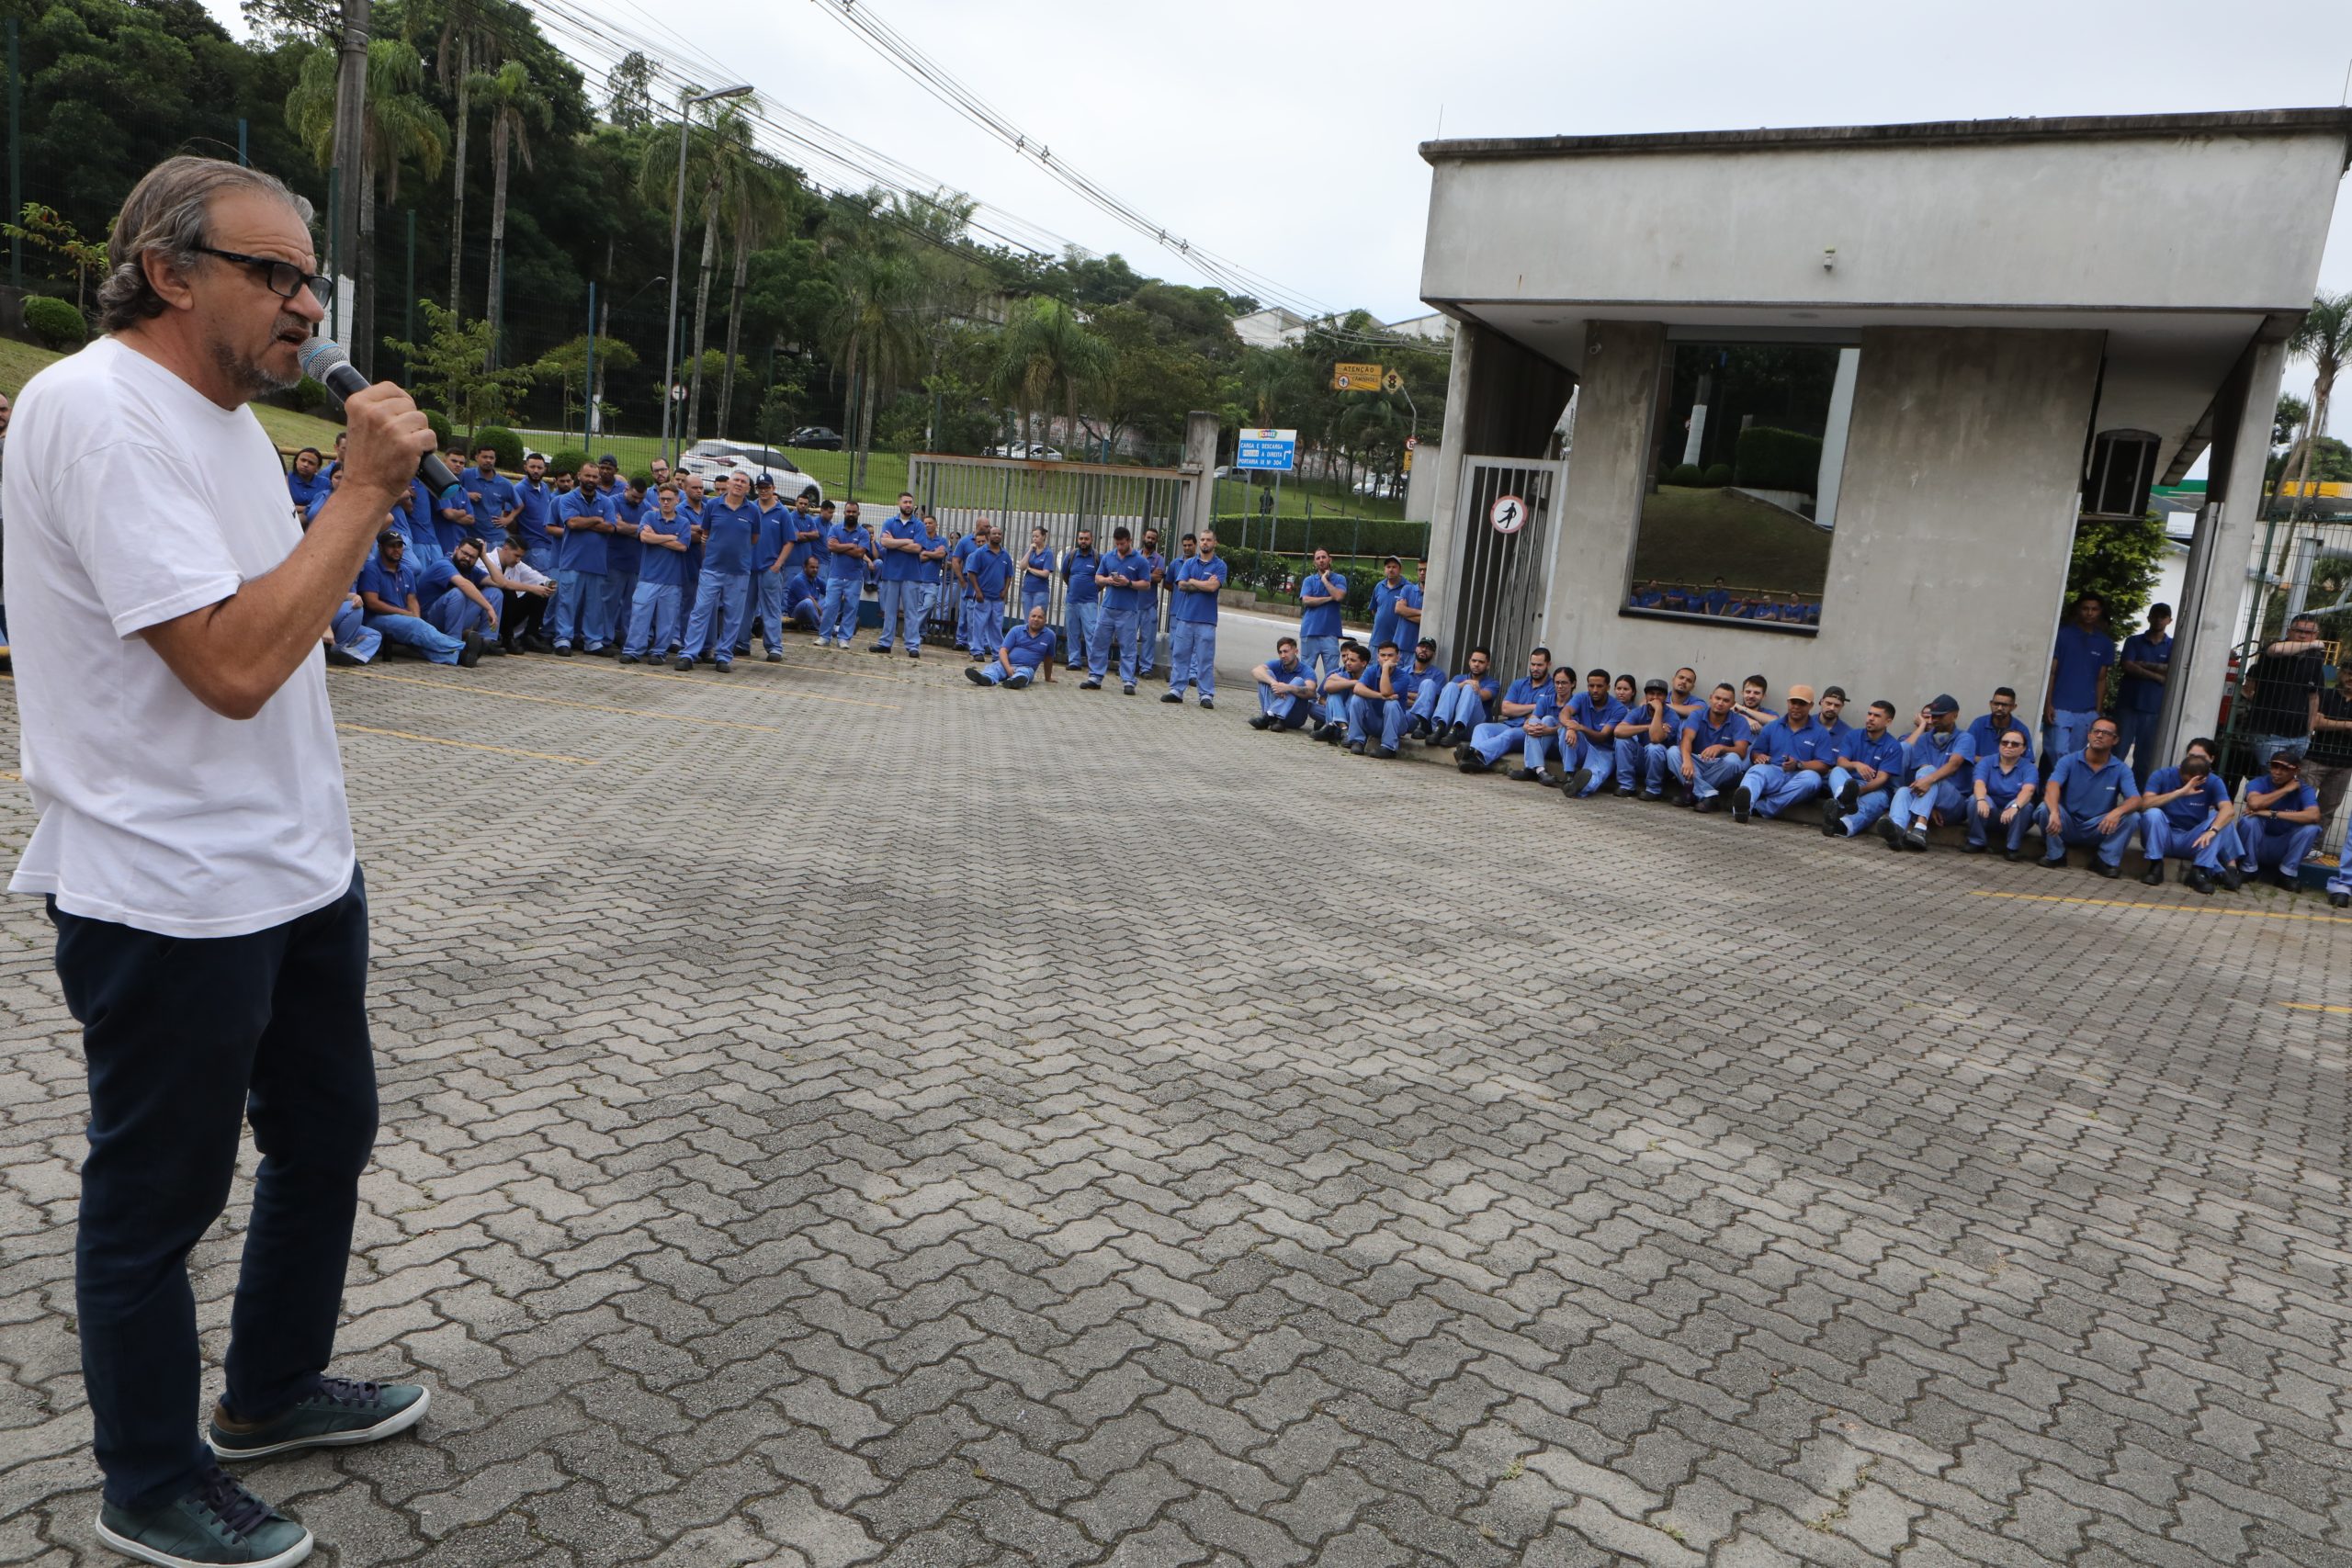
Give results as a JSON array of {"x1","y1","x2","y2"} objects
[{"x1": 1786, "y1": 683, "x2": 1816, "y2": 703}]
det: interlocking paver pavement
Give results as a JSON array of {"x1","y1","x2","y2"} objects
[{"x1": 2, "y1": 626, "x2": 2348, "y2": 1567}]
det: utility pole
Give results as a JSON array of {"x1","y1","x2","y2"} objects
[
  {"x1": 7, "y1": 18, "x2": 21, "y2": 290},
  {"x1": 329, "y1": 0, "x2": 370, "y2": 367}
]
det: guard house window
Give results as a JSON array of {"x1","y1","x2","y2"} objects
[{"x1": 1625, "y1": 341, "x2": 1857, "y2": 632}]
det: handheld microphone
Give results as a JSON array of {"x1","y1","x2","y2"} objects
[{"x1": 298, "y1": 337, "x2": 460, "y2": 496}]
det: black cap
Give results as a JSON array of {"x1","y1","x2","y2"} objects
[
  {"x1": 1645, "y1": 678, "x2": 1670, "y2": 694},
  {"x1": 1927, "y1": 693, "x2": 1960, "y2": 716},
  {"x1": 376, "y1": 529, "x2": 403, "y2": 549},
  {"x1": 598, "y1": 453, "x2": 618, "y2": 465}
]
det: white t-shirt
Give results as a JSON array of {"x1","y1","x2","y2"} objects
[{"x1": 3, "y1": 335, "x2": 355, "y2": 938}]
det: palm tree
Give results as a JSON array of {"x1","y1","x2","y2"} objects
[
  {"x1": 435, "y1": 0, "x2": 506, "y2": 316},
  {"x1": 990, "y1": 297, "x2": 1110, "y2": 457},
  {"x1": 717, "y1": 159, "x2": 792, "y2": 440},
  {"x1": 823, "y1": 246, "x2": 926, "y2": 491},
  {"x1": 285, "y1": 39, "x2": 447, "y2": 378},
  {"x1": 469, "y1": 59, "x2": 548, "y2": 369},
  {"x1": 2280, "y1": 293, "x2": 2351, "y2": 527},
  {"x1": 638, "y1": 97, "x2": 757, "y2": 447}
]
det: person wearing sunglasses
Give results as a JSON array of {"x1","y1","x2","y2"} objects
[{"x1": 2, "y1": 156, "x2": 436, "y2": 1568}]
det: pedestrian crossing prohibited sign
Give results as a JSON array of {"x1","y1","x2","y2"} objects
[{"x1": 1489, "y1": 494, "x2": 1527, "y2": 535}]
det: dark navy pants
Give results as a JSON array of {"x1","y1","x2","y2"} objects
[{"x1": 51, "y1": 868, "x2": 377, "y2": 1511}]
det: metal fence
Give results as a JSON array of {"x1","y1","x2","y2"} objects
[
  {"x1": 907, "y1": 452, "x2": 1199, "y2": 649},
  {"x1": 2215, "y1": 502, "x2": 2352, "y2": 857},
  {"x1": 1447, "y1": 456, "x2": 1560, "y2": 682}
]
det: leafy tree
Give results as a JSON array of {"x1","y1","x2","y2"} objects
[
  {"x1": 2067, "y1": 511, "x2": 2166, "y2": 630},
  {"x1": 991, "y1": 297, "x2": 1109, "y2": 457},
  {"x1": 469, "y1": 59, "x2": 548, "y2": 367},
  {"x1": 1, "y1": 204, "x2": 107, "y2": 310},
  {"x1": 382, "y1": 299, "x2": 540, "y2": 437},
  {"x1": 2279, "y1": 292, "x2": 2351, "y2": 524},
  {"x1": 604, "y1": 51, "x2": 657, "y2": 132},
  {"x1": 638, "y1": 96, "x2": 757, "y2": 447},
  {"x1": 285, "y1": 38, "x2": 445, "y2": 377}
]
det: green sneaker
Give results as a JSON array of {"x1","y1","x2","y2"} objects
[
  {"x1": 206, "y1": 1376, "x2": 430, "y2": 1462},
  {"x1": 94, "y1": 1467, "x2": 311, "y2": 1567}
]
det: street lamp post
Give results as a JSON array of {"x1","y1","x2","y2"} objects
[{"x1": 660, "y1": 81, "x2": 753, "y2": 468}]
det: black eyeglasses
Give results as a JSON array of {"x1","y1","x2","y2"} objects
[{"x1": 196, "y1": 247, "x2": 333, "y2": 307}]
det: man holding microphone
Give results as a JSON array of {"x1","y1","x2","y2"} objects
[{"x1": 3, "y1": 158, "x2": 431, "y2": 1567}]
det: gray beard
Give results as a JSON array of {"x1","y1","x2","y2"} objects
[{"x1": 210, "y1": 338, "x2": 299, "y2": 400}]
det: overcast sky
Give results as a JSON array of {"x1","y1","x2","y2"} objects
[{"x1": 207, "y1": 0, "x2": 2352, "y2": 428}]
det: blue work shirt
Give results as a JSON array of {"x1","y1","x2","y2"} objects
[
  {"x1": 783, "y1": 508, "x2": 824, "y2": 574},
  {"x1": 1001, "y1": 624, "x2": 1057, "y2": 671},
  {"x1": 1401, "y1": 659, "x2": 1446, "y2": 695},
  {"x1": 1905, "y1": 725, "x2": 1966, "y2": 788},
  {"x1": 1097, "y1": 548, "x2": 1147, "y2": 612},
  {"x1": 1680, "y1": 710, "x2": 1752, "y2": 756},
  {"x1": 917, "y1": 529, "x2": 948, "y2": 582},
  {"x1": 1063, "y1": 547, "x2": 1102, "y2": 604},
  {"x1": 2244, "y1": 780, "x2": 2317, "y2": 843},
  {"x1": 823, "y1": 522, "x2": 872, "y2": 582},
  {"x1": 1021, "y1": 547, "x2": 1055, "y2": 596},
  {"x1": 1370, "y1": 578, "x2": 1422, "y2": 651},
  {"x1": 953, "y1": 534, "x2": 981, "y2": 584},
  {"x1": 434, "y1": 483, "x2": 475, "y2": 552},
  {"x1": 1567, "y1": 692, "x2": 1628, "y2": 736},
  {"x1": 417, "y1": 553, "x2": 487, "y2": 604},
  {"x1": 1836, "y1": 728, "x2": 1909, "y2": 784},
  {"x1": 2045, "y1": 751, "x2": 2141, "y2": 822},
  {"x1": 1814, "y1": 716, "x2": 1854, "y2": 750},
  {"x1": 1170, "y1": 556, "x2": 1228, "y2": 624},
  {"x1": 1452, "y1": 671, "x2": 1502, "y2": 709},
  {"x1": 2139, "y1": 765, "x2": 2225, "y2": 830},
  {"x1": 512, "y1": 476, "x2": 551, "y2": 545},
  {"x1": 287, "y1": 468, "x2": 327, "y2": 510},
  {"x1": 1137, "y1": 552, "x2": 1168, "y2": 607},
  {"x1": 754, "y1": 502, "x2": 794, "y2": 569},
  {"x1": 1963, "y1": 713, "x2": 2032, "y2": 761},
  {"x1": 635, "y1": 508, "x2": 694, "y2": 589},
  {"x1": 878, "y1": 514, "x2": 926, "y2": 581},
  {"x1": 606, "y1": 493, "x2": 647, "y2": 575},
  {"x1": 1262, "y1": 653, "x2": 1313, "y2": 694},
  {"x1": 1977, "y1": 755, "x2": 2040, "y2": 809},
  {"x1": 553, "y1": 489, "x2": 612, "y2": 575},
  {"x1": 2119, "y1": 630, "x2": 2172, "y2": 715},
  {"x1": 356, "y1": 555, "x2": 420, "y2": 610},
  {"x1": 457, "y1": 470, "x2": 517, "y2": 542},
  {"x1": 1299, "y1": 570, "x2": 1349, "y2": 638},
  {"x1": 1499, "y1": 675, "x2": 1547, "y2": 729},
  {"x1": 1752, "y1": 716, "x2": 1837, "y2": 769},
  {"x1": 702, "y1": 499, "x2": 761, "y2": 575},
  {"x1": 2051, "y1": 622, "x2": 2117, "y2": 712},
  {"x1": 786, "y1": 570, "x2": 824, "y2": 616},
  {"x1": 967, "y1": 546, "x2": 1010, "y2": 601}
]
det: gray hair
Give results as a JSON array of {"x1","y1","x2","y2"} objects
[{"x1": 96, "y1": 157, "x2": 313, "y2": 335}]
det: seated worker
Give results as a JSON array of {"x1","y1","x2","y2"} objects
[
  {"x1": 2229, "y1": 750, "x2": 2324, "y2": 892},
  {"x1": 323, "y1": 590, "x2": 382, "y2": 667},
  {"x1": 1510, "y1": 667, "x2": 1577, "y2": 784},
  {"x1": 1679, "y1": 684, "x2": 1755, "y2": 810},
  {"x1": 2033, "y1": 716, "x2": 2143, "y2": 877},
  {"x1": 1453, "y1": 647, "x2": 1554, "y2": 772},
  {"x1": 1417, "y1": 647, "x2": 1498, "y2": 744},
  {"x1": 286, "y1": 446, "x2": 327, "y2": 512},
  {"x1": 1661, "y1": 667, "x2": 1705, "y2": 725},
  {"x1": 2133, "y1": 738, "x2": 2233, "y2": 892},
  {"x1": 786, "y1": 555, "x2": 826, "y2": 629},
  {"x1": 1615, "y1": 677, "x2": 1680, "y2": 798},
  {"x1": 1731, "y1": 683, "x2": 1833, "y2": 822},
  {"x1": 1964, "y1": 728, "x2": 2041, "y2": 860},
  {"x1": 1344, "y1": 640, "x2": 1415, "y2": 758},
  {"x1": 486, "y1": 537, "x2": 556, "y2": 654},
  {"x1": 1732, "y1": 674, "x2": 1777, "y2": 736},
  {"x1": 355, "y1": 529, "x2": 484, "y2": 666},
  {"x1": 1560, "y1": 670, "x2": 1631, "y2": 798},
  {"x1": 1313, "y1": 642, "x2": 1371, "y2": 742},
  {"x1": 1820, "y1": 700, "x2": 1909, "y2": 840},
  {"x1": 965, "y1": 604, "x2": 1059, "y2": 689},
  {"x1": 1813, "y1": 686, "x2": 1853, "y2": 749},
  {"x1": 1882, "y1": 694, "x2": 1969, "y2": 851},
  {"x1": 418, "y1": 536, "x2": 503, "y2": 642},
  {"x1": 1397, "y1": 639, "x2": 1446, "y2": 736},
  {"x1": 1249, "y1": 637, "x2": 1318, "y2": 731},
  {"x1": 1964, "y1": 686, "x2": 2033, "y2": 762}
]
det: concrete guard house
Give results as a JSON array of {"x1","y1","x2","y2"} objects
[{"x1": 1415, "y1": 109, "x2": 2352, "y2": 758}]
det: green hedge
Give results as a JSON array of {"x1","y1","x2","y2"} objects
[
  {"x1": 422, "y1": 410, "x2": 454, "y2": 451},
  {"x1": 1667, "y1": 462, "x2": 1702, "y2": 486},
  {"x1": 1209, "y1": 513, "x2": 1431, "y2": 562},
  {"x1": 473, "y1": 424, "x2": 525, "y2": 470},
  {"x1": 1702, "y1": 463, "x2": 1733, "y2": 487},
  {"x1": 546, "y1": 448, "x2": 591, "y2": 479},
  {"x1": 1221, "y1": 547, "x2": 1385, "y2": 624},
  {"x1": 1735, "y1": 426, "x2": 1824, "y2": 491},
  {"x1": 22, "y1": 296, "x2": 85, "y2": 350}
]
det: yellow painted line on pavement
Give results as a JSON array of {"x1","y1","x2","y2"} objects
[
  {"x1": 341, "y1": 669, "x2": 785, "y2": 731},
  {"x1": 1969, "y1": 890, "x2": 2352, "y2": 925},
  {"x1": 337, "y1": 723, "x2": 597, "y2": 765},
  {"x1": 2282, "y1": 1002, "x2": 2352, "y2": 1014}
]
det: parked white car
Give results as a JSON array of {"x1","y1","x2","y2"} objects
[
  {"x1": 988, "y1": 441, "x2": 1065, "y2": 461},
  {"x1": 676, "y1": 440, "x2": 824, "y2": 503}
]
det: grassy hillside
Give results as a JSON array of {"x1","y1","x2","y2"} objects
[
  {"x1": 1631, "y1": 484, "x2": 1833, "y2": 596},
  {"x1": 0, "y1": 337, "x2": 348, "y2": 454}
]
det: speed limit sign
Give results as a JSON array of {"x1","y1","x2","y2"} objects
[{"x1": 1489, "y1": 494, "x2": 1528, "y2": 535}]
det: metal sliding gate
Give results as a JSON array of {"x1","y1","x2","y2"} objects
[
  {"x1": 907, "y1": 453, "x2": 1198, "y2": 648},
  {"x1": 1448, "y1": 456, "x2": 1559, "y2": 682}
]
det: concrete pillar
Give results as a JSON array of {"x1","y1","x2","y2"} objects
[
  {"x1": 2161, "y1": 336, "x2": 2287, "y2": 761},
  {"x1": 1420, "y1": 324, "x2": 1479, "y2": 649},
  {"x1": 1814, "y1": 346, "x2": 1860, "y2": 529},
  {"x1": 1181, "y1": 410, "x2": 1218, "y2": 546}
]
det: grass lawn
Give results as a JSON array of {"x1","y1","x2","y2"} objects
[
  {"x1": 0, "y1": 337, "x2": 350, "y2": 455},
  {"x1": 1632, "y1": 485, "x2": 1832, "y2": 597}
]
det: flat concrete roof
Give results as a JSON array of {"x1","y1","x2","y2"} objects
[{"x1": 1419, "y1": 107, "x2": 2352, "y2": 165}]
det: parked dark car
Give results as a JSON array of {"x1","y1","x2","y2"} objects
[{"x1": 788, "y1": 426, "x2": 845, "y2": 451}]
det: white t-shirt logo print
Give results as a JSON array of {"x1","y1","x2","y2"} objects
[{"x1": 2, "y1": 336, "x2": 355, "y2": 938}]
